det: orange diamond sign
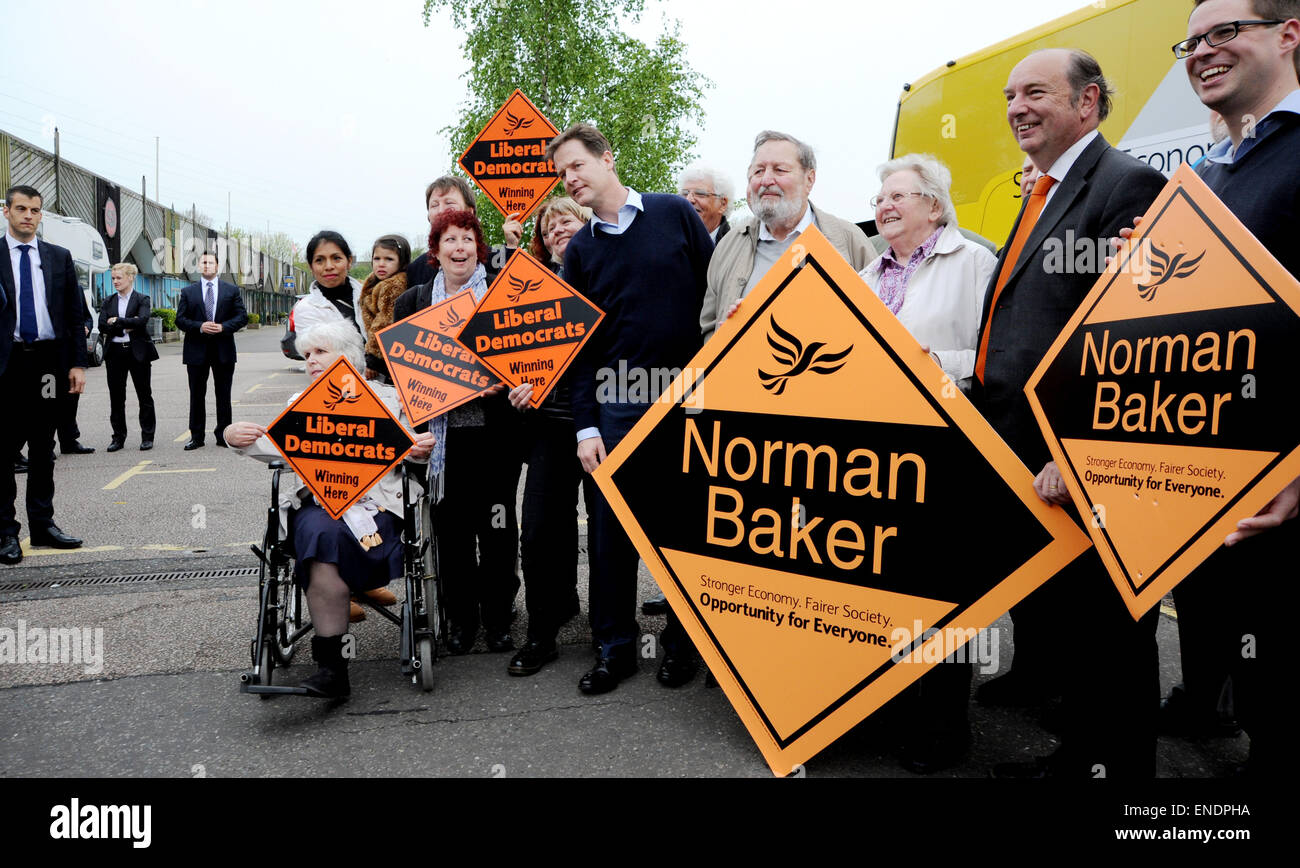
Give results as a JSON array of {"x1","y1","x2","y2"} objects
[
  {"x1": 375, "y1": 291, "x2": 500, "y2": 426},
  {"x1": 265, "y1": 357, "x2": 414, "y2": 519},
  {"x1": 458, "y1": 89, "x2": 561, "y2": 223},
  {"x1": 455, "y1": 249, "x2": 604, "y2": 408},
  {"x1": 594, "y1": 227, "x2": 1090, "y2": 776},
  {"x1": 1027, "y1": 163, "x2": 1300, "y2": 619}
]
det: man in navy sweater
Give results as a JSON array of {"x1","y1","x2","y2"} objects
[
  {"x1": 548, "y1": 123, "x2": 714, "y2": 694},
  {"x1": 1162, "y1": 0, "x2": 1300, "y2": 774}
]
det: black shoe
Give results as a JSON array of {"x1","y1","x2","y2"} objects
[
  {"x1": 0, "y1": 535, "x2": 21, "y2": 565},
  {"x1": 215, "y1": 434, "x2": 228, "y2": 448},
  {"x1": 578, "y1": 656, "x2": 637, "y2": 694},
  {"x1": 446, "y1": 629, "x2": 475, "y2": 656},
  {"x1": 29, "y1": 525, "x2": 82, "y2": 549},
  {"x1": 106, "y1": 440, "x2": 125, "y2": 453},
  {"x1": 508, "y1": 639, "x2": 559, "y2": 676},
  {"x1": 1158, "y1": 685, "x2": 1241, "y2": 738},
  {"x1": 300, "y1": 635, "x2": 350, "y2": 698},
  {"x1": 704, "y1": 671, "x2": 719, "y2": 688},
  {"x1": 485, "y1": 632, "x2": 515, "y2": 653},
  {"x1": 975, "y1": 671, "x2": 1052, "y2": 708},
  {"x1": 656, "y1": 653, "x2": 699, "y2": 688},
  {"x1": 61, "y1": 441, "x2": 95, "y2": 455},
  {"x1": 901, "y1": 729, "x2": 971, "y2": 775},
  {"x1": 13, "y1": 457, "x2": 28, "y2": 474},
  {"x1": 641, "y1": 593, "x2": 668, "y2": 615},
  {"x1": 140, "y1": 440, "x2": 154, "y2": 451},
  {"x1": 184, "y1": 440, "x2": 204, "y2": 451}
]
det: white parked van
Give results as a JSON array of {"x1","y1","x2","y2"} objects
[{"x1": 33, "y1": 210, "x2": 110, "y2": 366}]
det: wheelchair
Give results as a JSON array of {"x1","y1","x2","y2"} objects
[{"x1": 239, "y1": 459, "x2": 445, "y2": 695}]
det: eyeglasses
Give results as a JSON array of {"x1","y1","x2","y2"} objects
[
  {"x1": 679, "y1": 188, "x2": 721, "y2": 200},
  {"x1": 1172, "y1": 19, "x2": 1286, "y2": 58},
  {"x1": 870, "y1": 191, "x2": 927, "y2": 210}
]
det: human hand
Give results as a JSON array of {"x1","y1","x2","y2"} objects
[
  {"x1": 484, "y1": 382, "x2": 506, "y2": 396},
  {"x1": 200, "y1": 321, "x2": 222, "y2": 335},
  {"x1": 1033, "y1": 461, "x2": 1072, "y2": 506},
  {"x1": 224, "y1": 421, "x2": 266, "y2": 448},
  {"x1": 508, "y1": 382, "x2": 535, "y2": 410},
  {"x1": 723, "y1": 300, "x2": 742, "y2": 323},
  {"x1": 1105, "y1": 215, "x2": 1144, "y2": 267},
  {"x1": 578, "y1": 436, "x2": 607, "y2": 473},
  {"x1": 68, "y1": 367, "x2": 86, "y2": 395},
  {"x1": 919, "y1": 344, "x2": 941, "y2": 366},
  {"x1": 408, "y1": 431, "x2": 436, "y2": 460},
  {"x1": 502, "y1": 216, "x2": 523, "y2": 249},
  {"x1": 1226, "y1": 476, "x2": 1300, "y2": 546}
]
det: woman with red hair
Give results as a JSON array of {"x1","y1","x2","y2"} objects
[{"x1": 393, "y1": 210, "x2": 522, "y2": 656}]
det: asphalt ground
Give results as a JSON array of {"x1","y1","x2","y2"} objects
[{"x1": 0, "y1": 328, "x2": 1257, "y2": 781}]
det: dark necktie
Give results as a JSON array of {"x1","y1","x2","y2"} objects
[
  {"x1": 205, "y1": 281, "x2": 216, "y2": 321},
  {"x1": 17, "y1": 244, "x2": 37, "y2": 343}
]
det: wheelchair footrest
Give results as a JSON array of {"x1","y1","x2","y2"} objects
[{"x1": 240, "y1": 683, "x2": 312, "y2": 696}]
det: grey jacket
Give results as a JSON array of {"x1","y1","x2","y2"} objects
[{"x1": 700, "y1": 202, "x2": 873, "y2": 339}]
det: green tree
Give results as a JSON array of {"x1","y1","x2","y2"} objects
[{"x1": 422, "y1": 0, "x2": 710, "y2": 246}]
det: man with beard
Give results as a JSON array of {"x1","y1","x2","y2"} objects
[{"x1": 700, "y1": 131, "x2": 873, "y2": 339}]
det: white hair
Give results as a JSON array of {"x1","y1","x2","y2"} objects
[
  {"x1": 296, "y1": 319, "x2": 365, "y2": 370},
  {"x1": 678, "y1": 163, "x2": 734, "y2": 203},
  {"x1": 877, "y1": 153, "x2": 958, "y2": 228}
]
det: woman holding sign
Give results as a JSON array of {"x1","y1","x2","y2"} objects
[
  {"x1": 505, "y1": 197, "x2": 594, "y2": 676},
  {"x1": 393, "y1": 209, "x2": 522, "y2": 657},
  {"x1": 224, "y1": 321, "x2": 436, "y2": 698}
]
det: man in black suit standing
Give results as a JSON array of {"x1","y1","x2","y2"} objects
[
  {"x1": 0, "y1": 185, "x2": 88, "y2": 563},
  {"x1": 176, "y1": 250, "x2": 247, "y2": 449},
  {"x1": 100, "y1": 262, "x2": 158, "y2": 451},
  {"x1": 970, "y1": 49, "x2": 1167, "y2": 777}
]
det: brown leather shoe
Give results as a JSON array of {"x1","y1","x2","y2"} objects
[
  {"x1": 360, "y1": 587, "x2": 397, "y2": 606},
  {"x1": 348, "y1": 600, "x2": 366, "y2": 622}
]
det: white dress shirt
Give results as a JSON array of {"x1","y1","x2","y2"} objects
[
  {"x1": 1042, "y1": 129, "x2": 1100, "y2": 206},
  {"x1": 6, "y1": 231, "x2": 56, "y2": 341},
  {"x1": 113, "y1": 292, "x2": 131, "y2": 343}
]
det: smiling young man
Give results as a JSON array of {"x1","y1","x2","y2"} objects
[
  {"x1": 969, "y1": 49, "x2": 1169, "y2": 778},
  {"x1": 546, "y1": 122, "x2": 714, "y2": 694},
  {"x1": 1163, "y1": 0, "x2": 1300, "y2": 774}
]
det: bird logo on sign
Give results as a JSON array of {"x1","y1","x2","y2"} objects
[
  {"x1": 323, "y1": 380, "x2": 362, "y2": 411},
  {"x1": 503, "y1": 111, "x2": 534, "y2": 137},
  {"x1": 439, "y1": 305, "x2": 467, "y2": 331},
  {"x1": 506, "y1": 274, "x2": 543, "y2": 303},
  {"x1": 757, "y1": 317, "x2": 852, "y2": 395},
  {"x1": 1136, "y1": 243, "x2": 1206, "y2": 301}
]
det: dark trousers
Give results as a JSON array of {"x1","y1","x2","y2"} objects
[
  {"x1": 435, "y1": 424, "x2": 522, "y2": 636},
  {"x1": 0, "y1": 341, "x2": 61, "y2": 537},
  {"x1": 187, "y1": 361, "x2": 234, "y2": 443},
  {"x1": 1175, "y1": 528, "x2": 1287, "y2": 770},
  {"x1": 588, "y1": 402, "x2": 690, "y2": 660},
  {"x1": 57, "y1": 374, "x2": 82, "y2": 448},
  {"x1": 106, "y1": 343, "x2": 155, "y2": 442},
  {"x1": 519, "y1": 412, "x2": 594, "y2": 640}
]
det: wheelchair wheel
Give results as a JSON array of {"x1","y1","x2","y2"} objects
[
  {"x1": 273, "y1": 564, "x2": 302, "y2": 665},
  {"x1": 254, "y1": 637, "x2": 275, "y2": 691},
  {"x1": 416, "y1": 637, "x2": 436, "y2": 691}
]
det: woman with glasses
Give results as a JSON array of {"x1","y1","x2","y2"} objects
[{"x1": 860, "y1": 153, "x2": 996, "y2": 396}]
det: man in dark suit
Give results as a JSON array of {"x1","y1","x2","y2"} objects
[
  {"x1": 176, "y1": 250, "x2": 247, "y2": 449},
  {"x1": 100, "y1": 262, "x2": 158, "y2": 451},
  {"x1": 969, "y1": 49, "x2": 1167, "y2": 777},
  {"x1": 0, "y1": 185, "x2": 89, "y2": 563}
]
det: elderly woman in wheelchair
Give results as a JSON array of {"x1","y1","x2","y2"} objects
[{"x1": 226, "y1": 320, "x2": 437, "y2": 698}]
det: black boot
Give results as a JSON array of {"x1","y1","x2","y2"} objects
[{"x1": 301, "y1": 635, "x2": 350, "y2": 698}]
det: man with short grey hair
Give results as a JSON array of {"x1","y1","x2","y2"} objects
[
  {"x1": 700, "y1": 131, "x2": 872, "y2": 339},
  {"x1": 677, "y1": 164, "x2": 734, "y2": 243}
]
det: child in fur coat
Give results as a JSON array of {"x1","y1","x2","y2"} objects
[{"x1": 359, "y1": 233, "x2": 412, "y2": 383}]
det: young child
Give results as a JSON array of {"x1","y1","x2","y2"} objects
[{"x1": 359, "y1": 233, "x2": 412, "y2": 383}]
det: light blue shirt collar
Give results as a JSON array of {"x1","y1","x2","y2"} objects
[
  {"x1": 589, "y1": 188, "x2": 643, "y2": 236},
  {"x1": 1207, "y1": 88, "x2": 1300, "y2": 164}
]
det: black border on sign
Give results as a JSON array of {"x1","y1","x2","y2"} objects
[
  {"x1": 621, "y1": 253, "x2": 1066, "y2": 749},
  {"x1": 1047, "y1": 186, "x2": 1291, "y2": 596}
]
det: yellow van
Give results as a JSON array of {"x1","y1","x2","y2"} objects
[{"x1": 892, "y1": 0, "x2": 1211, "y2": 247}]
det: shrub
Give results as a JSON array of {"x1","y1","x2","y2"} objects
[
  {"x1": 153, "y1": 307, "x2": 177, "y2": 331},
  {"x1": 248, "y1": 313, "x2": 261, "y2": 325}
]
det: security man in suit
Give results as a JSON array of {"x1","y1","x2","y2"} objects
[
  {"x1": 176, "y1": 249, "x2": 247, "y2": 449},
  {"x1": 0, "y1": 185, "x2": 88, "y2": 563},
  {"x1": 970, "y1": 49, "x2": 1167, "y2": 777},
  {"x1": 100, "y1": 261, "x2": 158, "y2": 451}
]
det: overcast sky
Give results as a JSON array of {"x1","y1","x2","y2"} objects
[{"x1": 4, "y1": 0, "x2": 1091, "y2": 258}]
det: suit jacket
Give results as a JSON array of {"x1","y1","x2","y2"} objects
[
  {"x1": 176, "y1": 279, "x2": 248, "y2": 366},
  {"x1": 970, "y1": 133, "x2": 1167, "y2": 471},
  {"x1": 0, "y1": 238, "x2": 89, "y2": 377},
  {"x1": 713, "y1": 215, "x2": 731, "y2": 245},
  {"x1": 99, "y1": 290, "x2": 160, "y2": 363},
  {"x1": 393, "y1": 262, "x2": 500, "y2": 322}
]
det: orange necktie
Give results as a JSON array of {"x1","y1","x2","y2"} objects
[{"x1": 974, "y1": 173, "x2": 1056, "y2": 384}]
